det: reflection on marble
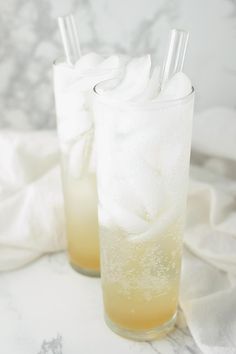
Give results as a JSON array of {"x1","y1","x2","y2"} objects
[
  {"x1": 0, "y1": 252, "x2": 201, "y2": 354},
  {"x1": 0, "y1": 0, "x2": 235, "y2": 129}
]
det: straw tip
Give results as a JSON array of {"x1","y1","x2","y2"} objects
[
  {"x1": 171, "y1": 28, "x2": 189, "y2": 37},
  {"x1": 57, "y1": 13, "x2": 74, "y2": 23}
]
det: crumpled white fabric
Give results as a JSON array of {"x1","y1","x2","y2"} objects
[
  {"x1": 0, "y1": 130, "x2": 66, "y2": 271},
  {"x1": 180, "y1": 107, "x2": 236, "y2": 354},
  {"x1": 0, "y1": 107, "x2": 235, "y2": 353}
]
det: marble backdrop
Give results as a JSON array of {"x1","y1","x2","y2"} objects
[{"x1": 0, "y1": 0, "x2": 235, "y2": 129}]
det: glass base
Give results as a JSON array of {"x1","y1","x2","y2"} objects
[
  {"x1": 70, "y1": 263, "x2": 100, "y2": 277},
  {"x1": 104, "y1": 312, "x2": 177, "y2": 341}
]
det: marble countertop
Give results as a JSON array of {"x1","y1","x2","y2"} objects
[{"x1": 0, "y1": 252, "x2": 201, "y2": 354}]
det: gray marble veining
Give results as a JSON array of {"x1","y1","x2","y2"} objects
[
  {"x1": 38, "y1": 334, "x2": 63, "y2": 354},
  {"x1": 0, "y1": 0, "x2": 235, "y2": 129}
]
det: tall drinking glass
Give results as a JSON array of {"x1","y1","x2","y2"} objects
[
  {"x1": 93, "y1": 85, "x2": 194, "y2": 338},
  {"x1": 53, "y1": 59, "x2": 118, "y2": 276}
]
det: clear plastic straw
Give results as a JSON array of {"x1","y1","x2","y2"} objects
[
  {"x1": 161, "y1": 29, "x2": 189, "y2": 89},
  {"x1": 58, "y1": 14, "x2": 81, "y2": 66}
]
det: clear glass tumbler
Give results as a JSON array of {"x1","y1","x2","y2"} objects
[
  {"x1": 53, "y1": 58, "x2": 118, "y2": 276},
  {"x1": 93, "y1": 85, "x2": 194, "y2": 339}
]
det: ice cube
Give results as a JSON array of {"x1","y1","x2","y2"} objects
[
  {"x1": 57, "y1": 105, "x2": 92, "y2": 145},
  {"x1": 106, "y1": 55, "x2": 151, "y2": 101},
  {"x1": 68, "y1": 130, "x2": 94, "y2": 178},
  {"x1": 112, "y1": 176, "x2": 146, "y2": 218},
  {"x1": 68, "y1": 138, "x2": 85, "y2": 178},
  {"x1": 115, "y1": 122, "x2": 163, "y2": 177},
  {"x1": 109, "y1": 202, "x2": 149, "y2": 235},
  {"x1": 132, "y1": 65, "x2": 161, "y2": 102},
  {"x1": 56, "y1": 89, "x2": 84, "y2": 118},
  {"x1": 157, "y1": 72, "x2": 192, "y2": 101},
  {"x1": 98, "y1": 205, "x2": 116, "y2": 230},
  {"x1": 88, "y1": 136, "x2": 96, "y2": 173},
  {"x1": 53, "y1": 62, "x2": 76, "y2": 93},
  {"x1": 159, "y1": 142, "x2": 183, "y2": 174},
  {"x1": 54, "y1": 52, "x2": 120, "y2": 96},
  {"x1": 75, "y1": 52, "x2": 103, "y2": 74},
  {"x1": 97, "y1": 174, "x2": 149, "y2": 235},
  {"x1": 114, "y1": 105, "x2": 158, "y2": 137},
  {"x1": 130, "y1": 204, "x2": 178, "y2": 242},
  {"x1": 117, "y1": 142, "x2": 167, "y2": 219},
  {"x1": 97, "y1": 55, "x2": 120, "y2": 70}
]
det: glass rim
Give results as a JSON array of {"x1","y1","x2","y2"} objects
[{"x1": 93, "y1": 81, "x2": 195, "y2": 110}]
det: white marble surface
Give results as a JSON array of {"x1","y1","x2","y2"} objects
[
  {"x1": 0, "y1": 252, "x2": 201, "y2": 354},
  {"x1": 0, "y1": 0, "x2": 235, "y2": 129}
]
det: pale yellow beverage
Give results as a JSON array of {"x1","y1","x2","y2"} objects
[
  {"x1": 62, "y1": 171, "x2": 99, "y2": 273},
  {"x1": 101, "y1": 220, "x2": 183, "y2": 337},
  {"x1": 56, "y1": 125, "x2": 100, "y2": 276}
]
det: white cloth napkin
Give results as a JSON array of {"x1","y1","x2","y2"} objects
[
  {"x1": 0, "y1": 107, "x2": 235, "y2": 353},
  {"x1": 0, "y1": 131, "x2": 66, "y2": 271},
  {"x1": 180, "y1": 107, "x2": 236, "y2": 354}
]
